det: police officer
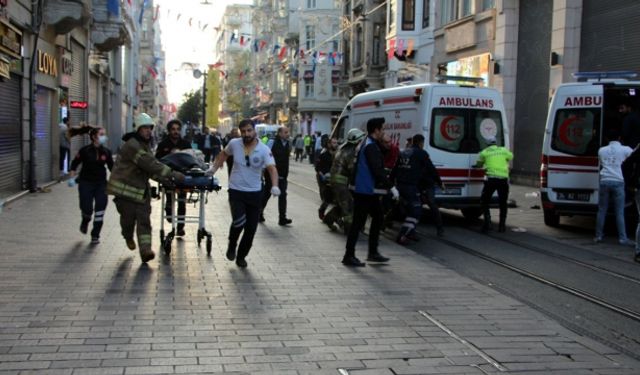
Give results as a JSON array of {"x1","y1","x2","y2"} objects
[
  {"x1": 315, "y1": 137, "x2": 338, "y2": 228},
  {"x1": 326, "y1": 129, "x2": 366, "y2": 234},
  {"x1": 343, "y1": 118, "x2": 392, "y2": 267},
  {"x1": 261, "y1": 126, "x2": 293, "y2": 225},
  {"x1": 108, "y1": 113, "x2": 185, "y2": 262},
  {"x1": 69, "y1": 127, "x2": 113, "y2": 244},
  {"x1": 474, "y1": 136, "x2": 513, "y2": 233},
  {"x1": 393, "y1": 134, "x2": 445, "y2": 244},
  {"x1": 156, "y1": 119, "x2": 191, "y2": 237}
]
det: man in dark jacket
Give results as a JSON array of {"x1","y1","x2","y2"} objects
[
  {"x1": 261, "y1": 126, "x2": 293, "y2": 225},
  {"x1": 155, "y1": 119, "x2": 191, "y2": 236},
  {"x1": 343, "y1": 118, "x2": 392, "y2": 267},
  {"x1": 393, "y1": 134, "x2": 445, "y2": 244},
  {"x1": 315, "y1": 137, "x2": 338, "y2": 228}
]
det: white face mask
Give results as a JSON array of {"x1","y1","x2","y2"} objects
[{"x1": 98, "y1": 135, "x2": 108, "y2": 145}]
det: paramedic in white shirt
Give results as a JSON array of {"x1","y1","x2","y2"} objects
[
  {"x1": 210, "y1": 119, "x2": 280, "y2": 268},
  {"x1": 595, "y1": 129, "x2": 635, "y2": 245}
]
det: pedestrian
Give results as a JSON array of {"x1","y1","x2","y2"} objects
[
  {"x1": 155, "y1": 119, "x2": 191, "y2": 237},
  {"x1": 210, "y1": 119, "x2": 280, "y2": 268},
  {"x1": 405, "y1": 137, "x2": 413, "y2": 150},
  {"x1": 294, "y1": 134, "x2": 305, "y2": 161},
  {"x1": 223, "y1": 127, "x2": 240, "y2": 176},
  {"x1": 68, "y1": 127, "x2": 113, "y2": 244},
  {"x1": 315, "y1": 136, "x2": 338, "y2": 228},
  {"x1": 327, "y1": 128, "x2": 366, "y2": 234},
  {"x1": 343, "y1": 118, "x2": 392, "y2": 267},
  {"x1": 392, "y1": 134, "x2": 445, "y2": 244},
  {"x1": 621, "y1": 100, "x2": 640, "y2": 148},
  {"x1": 622, "y1": 143, "x2": 640, "y2": 262},
  {"x1": 595, "y1": 130, "x2": 634, "y2": 245},
  {"x1": 474, "y1": 136, "x2": 513, "y2": 233},
  {"x1": 59, "y1": 117, "x2": 70, "y2": 175},
  {"x1": 196, "y1": 127, "x2": 213, "y2": 162},
  {"x1": 304, "y1": 134, "x2": 312, "y2": 162},
  {"x1": 261, "y1": 126, "x2": 293, "y2": 225},
  {"x1": 107, "y1": 113, "x2": 185, "y2": 263}
]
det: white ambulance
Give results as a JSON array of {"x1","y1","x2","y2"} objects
[
  {"x1": 331, "y1": 82, "x2": 510, "y2": 219},
  {"x1": 540, "y1": 72, "x2": 640, "y2": 226}
]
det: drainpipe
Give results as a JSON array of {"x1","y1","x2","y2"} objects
[{"x1": 28, "y1": 0, "x2": 43, "y2": 192}]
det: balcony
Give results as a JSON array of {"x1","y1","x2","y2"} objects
[
  {"x1": 225, "y1": 15, "x2": 242, "y2": 26},
  {"x1": 91, "y1": 0, "x2": 130, "y2": 51},
  {"x1": 44, "y1": 0, "x2": 90, "y2": 35}
]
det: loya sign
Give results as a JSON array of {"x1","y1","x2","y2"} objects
[{"x1": 37, "y1": 50, "x2": 57, "y2": 77}]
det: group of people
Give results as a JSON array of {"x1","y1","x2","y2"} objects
[
  {"x1": 291, "y1": 132, "x2": 325, "y2": 164},
  {"x1": 313, "y1": 118, "x2": 513, "y2": 267}
]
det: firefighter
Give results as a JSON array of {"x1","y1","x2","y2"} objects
[
  {"x1": 393, "y1": 134, "x2": 445, "y2": 245},
  {"x1": 325, "y1": 128, "x2": 366, "y2": 233},
  {"x1": 315, "y1": 136, "x2": 338, "y2": 229},
  {"x1": 107, "y1": 113, "x2": 185, "y2": 262}
]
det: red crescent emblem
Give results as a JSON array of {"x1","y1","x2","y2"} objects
[
  {"x1": 558, "y1": 116, "x2": 579, "y2": 147},
  {"x1": 440, "y1": 115, "x2": 458, "y2": 141}
]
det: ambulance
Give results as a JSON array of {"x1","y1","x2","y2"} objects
[
  {"x1": 540, "y1": 72, "x2": 640, "y2": 226},
  {"x1": 331, "y1": 81, "x2": 510, "y2": 219}
]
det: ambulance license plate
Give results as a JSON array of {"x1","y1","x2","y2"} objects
[
  {"x1": 438, "y1": 187, "x2": 462, "y2": 196},
  {"x1": 556, "y1": 191, "x2": 590, "y2": 202}
]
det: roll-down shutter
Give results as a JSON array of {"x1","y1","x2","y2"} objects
[
  {"x1": 35, "y1": 86, "x2": 53, "y2": 184},
  {"x1": 0, "y1": 74, "x2": 22, "y2": 197},
  {"x1": 69, "y1": 40, "x2": 88, "y2": 158}
]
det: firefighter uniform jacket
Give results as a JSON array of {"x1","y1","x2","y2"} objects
[
  {"x1": 330, "y1": 143, "x2": 357, "y2": 186},
  {"x1": 107, "y1": 132, "x2": 174, "y2": 203}
]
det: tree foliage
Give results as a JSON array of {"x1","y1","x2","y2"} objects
[
  {"x1": 177, "y1": 90, "x2": 202, "y2": 125},
  {"x1": 224, "y1": 51, "x2": 253, "y2": 119}
]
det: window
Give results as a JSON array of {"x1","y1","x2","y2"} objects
[
  {"x1": 290, "y1": 82, "x2": 297, "y2": 98},
  {"x1": 388, "y1": 0, "x2": 396, "y2": 33},
  {"x1": 482, "y1": 0, "x2": 495, "y2": 11},
  {"x1": 332, "y1": 85, "x2": 341, "y2": 97},
  {"x1": 430, "y1": 108, "x2": 504, "y2": 154},
  {"x1": 438, "y1": 0, "x2": 474, "y2": 25},
  {"x1": 372, "y1": 24, "x2": 381, "y2": 65},
  {"x1": 551, "y1": 109, "x2": 601, "y2": 156},
  {"x1": 422, "y1": 0, "x2": 430, "y2": 28},
  {"x1": 354, "y1": 25, "x2": 364, "y2": 67},
  {"x1": 305, "y1": 25, "x2": 315, "y2": 50},
  {"x1": 307, "y1": 0, "x2": 316, "y2": 9},
  {"x1": 304, "y1": 82, "x2": 314, "y2": 98},
  {"x1": 402, "y1": 0, "x2": 415, "y2": 30},
  {"x1": 277, "y1": 72, "x2": 285, "y2": 91}
]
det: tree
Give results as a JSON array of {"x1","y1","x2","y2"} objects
[
  {"x1": 177, "y1": 90, "x2": 202, "y2": 125},
  {"x1": 224, "y1": 51, "x2": 253, "y2": 119}
]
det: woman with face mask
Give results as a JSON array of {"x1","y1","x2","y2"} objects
[{"x1": 69, "y1": 127, "x2": 114, "y2": 244}]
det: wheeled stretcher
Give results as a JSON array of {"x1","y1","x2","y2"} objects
[{"x1": 159, "y1": 169, "x2": 221, "y2": 255}]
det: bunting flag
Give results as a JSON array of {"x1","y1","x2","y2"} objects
[
  {"x1": 273, "y1": 44, "x2": 280, "y2": 54},
  {"x1": 253, "y1": 40, "x2": 259, "y2": 52},
  {"x1": 210, "y1": 61, "x2": 224, "y2": 69},
  {"x1": 219, "y1": 71, "x2": 226, "y2": 78},
  {"x1": 138, "y1": 0, "x2": 149, "y2": 25},
  {"x1": 188, "y1": 18, "x2": 192, "y2": 27},
  {"x1": 407, "y1": 39, "x2": 414, "y2": 56},
  {"x1": 259, "y1": 40, "x2": 267, "y2": 51},
  {"x1": 107, "y1": 0, "x2": 119, "y2": 16},
  {"x1": 147, "y1": 66, "x2": 158, "y2": 79},
  {"x1": 397, "y1": 39, "x2": 404, "y2": 55},
  {"x1": 152, "y1": 5, "x2": 159, "y2": 21},
  {"x1": 387, "y1": 39, "x2": 396, "y2": 60},
  {"x1": 127, "y1": 0, "x2": 131, "y2": 5},
  {"x1": 202, "y1": 24, "x2": 208, "y2": 31},
  {"x1": 278, "y1": 46, "x2": 287, "y2": 60},
  {"x1": 328, "y1": 52, "x2": 335, "y2": 66},
  {"x1": 240, "y1": 36, "x2": 244, "y2": 46},
  {"x1": 299, "y1": 49, "x2": 305, "y2": 59}
]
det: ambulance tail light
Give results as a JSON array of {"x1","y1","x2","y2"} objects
[
  {"x1": 414, "y1": 88, "x2": 422, "y2": 103},
  {"x1": 540, "y1": 154, "x2": 548, "y2": 188}
]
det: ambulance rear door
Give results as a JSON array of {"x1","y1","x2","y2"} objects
[
  {"x1": 545, "y1": 85, "x2": 602, "y2": 208},
  {"x1": 428, "y1": 86, "x2": 506, "y2": 207}
]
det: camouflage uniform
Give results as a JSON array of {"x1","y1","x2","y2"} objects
[
  {"x1": 325, "y1": 142, "x2": 358, "y2": 232},
  {"x1": 107, "y1": 132, "x2": 178, "y2": 262}
]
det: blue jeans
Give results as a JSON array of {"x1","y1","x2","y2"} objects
[{"x1": 596, "y1": 180, "x2": 628, "y2": 242}]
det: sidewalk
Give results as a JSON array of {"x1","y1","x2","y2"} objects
[{"x1": 0, "y1": 179, "x2": 637, "y2": 375}]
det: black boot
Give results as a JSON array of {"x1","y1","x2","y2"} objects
[
  {"x1": 498, "y1": 215, "x2": 506, "y2": 233},
  {"x1": 482, "y1": 210, "x2": 492, "y2": 234}
]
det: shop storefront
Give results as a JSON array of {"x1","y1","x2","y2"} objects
[
  {"x1": 69, "y1": 39, "x2": 87, "y2": 160},
  {"x1": 34, "y1": 41, "x2": 59, "y2": 185},
  {"x1": 0, "y1": 19, "x2": 23, "y2": 198}
]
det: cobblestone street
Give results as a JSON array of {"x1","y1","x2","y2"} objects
[{"x1": 0, "y1": 178, "x2": 638, "y2": 375}]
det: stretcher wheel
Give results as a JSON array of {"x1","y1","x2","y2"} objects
[
  {"x1": 163, "y1": 232, "x2": 173, "y2": 255},
  {"x1": 206, "y1": 235, "x2": 212, "y2": 255},
  {"x1": 197, "y1": 231, "x2": 203, "y2": 246}
]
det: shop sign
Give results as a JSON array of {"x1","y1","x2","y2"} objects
[
  {"x1": 445, "y1": 53, "x2": 490, "y2": 86},
  {"x1": 37, "y1": 50, "x2": 57, "y2": 77},
  {"x1": 0, "y1": 56, "x2": 9, "y2": 79},
  {"x1": 59, "y1": 52, "x2": 73, "y2": 87},
  {"x1": 0, "y1": 19, "x2": 21, "y2": 60},
  {"x1": 70, "y1": 101, "x2": 88, "y2": 109}
]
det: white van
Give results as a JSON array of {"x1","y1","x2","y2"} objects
[
  {"x1": 331, "y1": 82, "x2": 510, "y2": 219},
  {"x1": 540, "y1": 72, "x2": 640, "y2": 226}
]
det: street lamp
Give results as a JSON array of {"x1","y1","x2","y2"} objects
[{"x1": 193, "y1": 68, "x2": 207, "y2": 132}]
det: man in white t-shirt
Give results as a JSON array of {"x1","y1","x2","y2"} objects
[
  {"x1": 595, "y1": 129, "x2": 635, "y2": 245},
  {"x1": 211, "y1": 119, "x2": 280, "y2": 268}
]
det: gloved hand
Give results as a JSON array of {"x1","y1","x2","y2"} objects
[
  {"x1": 171, "y1": 171, "x2": 186, "y2": 183},
  {"x1": 270, "y1": 186, "x2": 281, "y2": 196},
  {"x1": 67, "y1": 177, "x2": 76, "y2": 187},
  {"x1": 390, "y1": 186, "x2": 400, "y2": 200}
]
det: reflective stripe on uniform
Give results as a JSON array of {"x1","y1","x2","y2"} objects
[
  {"x1": 330, "y1": 174, "x2": 348, "y2": 185},
  {"x1": 94, "y1": 210, "x2": 105, "y2": 222},
  {"x1": 107, "y1": 180, "x2": 145, "y2": 202},
  {"x1": 138, "y1": 234, "x2": 152, "y2": 245}
]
